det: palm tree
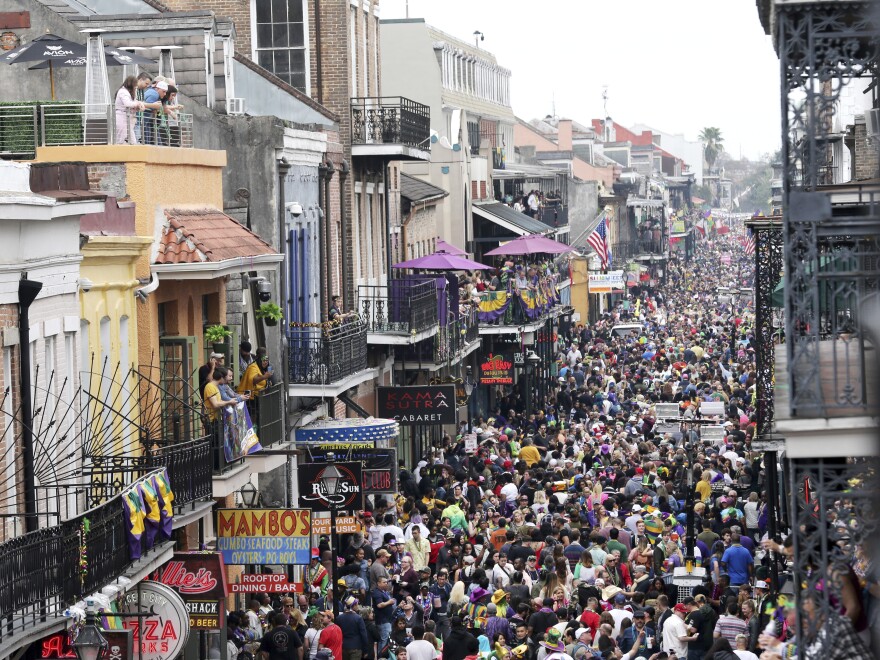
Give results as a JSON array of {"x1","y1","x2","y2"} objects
[{"x1": 699, "y1": 127, "x2": 724, "y2": 172}]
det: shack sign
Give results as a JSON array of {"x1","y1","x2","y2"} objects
[
  {"x1": 480, "y1": 353, "x2": 513, "y2": 385},
  {"x1": 376, "y1": 385, "x2": 456, "y2": 425},
  {"x1": 158, "y1": 552, "x2": 227, "y2": 630}
]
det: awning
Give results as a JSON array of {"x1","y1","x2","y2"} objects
[
  {"x1": 626, "y1": 198, "x2": 665, "y2": 208},
  {"x1": 472, "y1": 202, "x2": 554, "y2": 236}
]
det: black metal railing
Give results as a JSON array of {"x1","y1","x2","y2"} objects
[
  {"x1": 251, "y1": 383, "x2": 284, "y2": 447},
  {"x1": 287, "y1": 320, "x2": 368, "y2": 385},
  {"x1": 359, "y1": 280, "x2": 438, "y2": 336},
  {"x1": 536, "y1": 204, "x2": 568, "y2": 229},
  {"x1": 350, "y1": 96, "x2": 430, "y2": 149},
  {"x1": 0, "y1": 470, "x2": 158, "y2": 643},
  {"x1": 611, "y1": 239, "x2": 664, "y2": 261}
]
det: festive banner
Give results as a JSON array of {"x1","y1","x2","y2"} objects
[
  {"x1": 121, "y1": 469, "x2": 175, "y2": 560},
  {"x1": 222, "y1": 401, "x2": 262, "y2": 463},
  {"x1": 477, "y1": 290, "x2": 511, "y2": 322}
]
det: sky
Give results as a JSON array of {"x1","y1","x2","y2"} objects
[{"x1": 381, "y1": 0, "x2": 781, "y2": 161}]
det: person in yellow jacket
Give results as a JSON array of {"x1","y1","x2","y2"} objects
[{"x1": 238, "y1": 347, "x2": 273, "y2": 395}]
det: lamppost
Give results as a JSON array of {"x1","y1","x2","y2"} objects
[
  {"x1": 525, "y1": 351, "x2": 541, "y2": 418},
  {"x1": 464, "y1": 365, "x2": 475, "y2": 433},
  {"x1": 72, "y1": 606, "x2": 108, "y2": 660},
  {"x1": 318, "y1": 459, "x2": 342, "y2": 616}
]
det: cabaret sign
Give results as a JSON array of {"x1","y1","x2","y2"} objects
[
  {"x1": 376, "y1": 385, "x2": 456, "y2": 425},
  {"x1": 480, "y1": 352, "x2": 513, "y2": 385},
  {"x1": 588, "y1": 270, "x2": 625, "y2": 293}
]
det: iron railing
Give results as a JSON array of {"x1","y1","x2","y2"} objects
[
  {"x1": 350, "y1": 96, "x2": 430, "y2": 149},
  {"x1": 287, "y1": 320, "x2": 368, "y2": 386},
  {"x1": 535, "y1": 203, "x2": 568, "y2": 229},
  {"x1": 251, "y1": 383, "x2": 284, "y2": 447},
  {"x1": 612, "y1": 238, "x2": 665, "y2": 261},
  {"x1": 359, "y1": 280, "x2": 438, "y2": 336}
]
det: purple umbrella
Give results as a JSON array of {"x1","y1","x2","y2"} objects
[
  {"x1": 393, "y1": 249, "x2": 492, "y2": 271},
  {"x1": 484, "y1": 234, "x2": 572, "y2": 256},
  {"x1": 435, "y1": 238, "x2": 467, "y2": 256}
]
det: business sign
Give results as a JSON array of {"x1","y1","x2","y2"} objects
[
  {"x1": 34, "y1": 630, "x2": 133, "y2": 660},
  {"x1": 588, "y1": 270, "x2": 625, "y2": 293},
  {"x1": 480, "y1": 352, "x2": 514, "y2": 385},
  {"x1": 308, "y1": 445, "x2": 398, "y2": 494},
  {"x1": 376, "y1": 385, "x2": 457, "y2": 425},
  {"x1": 216, "y1": 509, "x2": 311, "y2": 565},
  {"x1": 158, "y1": 552, "x2": 227, "y2": 630},
  {"x1": 121, "y1": 582, "x2": 190, "y2": 660},
  {"x1": 313, "y1": 515, "x2": 363, "y2": 535},
  {"x1": 298, "y1": 462, "x2": 363, "y2": 512},
  {"x1": 229, "y1": 573, "x2": 303, "y2": 593}
]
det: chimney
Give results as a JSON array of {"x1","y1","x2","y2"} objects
[{"x1": 558, "y1": 119, "x2": 573, "y2": 151}]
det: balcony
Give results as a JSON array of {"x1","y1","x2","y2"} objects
[
  {"x1": 359, "y1": 279, "x2": 439, "y2": 344},
  {"x1": 287, "y1": 320, "x2": 372, "y2": 397},
  {"x1": 394, "y1": 308, "x2": 481, "y2": 370},
  {"x1": 0, "y1": 102, "x2": 194, "y2": 158},
  {"x1": 350, "y1": 96, "x2": 431, "y2": 160},
  {"x1": 535, "y1": 202, "x2": 568, "y2": 231},
  {"x1": 611, "y1": 237, "x2": 666, "y2": 261},
  {"x1": 477, "y1": 275, "x2": 567, "y2": 335}
]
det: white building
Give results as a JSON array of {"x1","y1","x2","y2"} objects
[{"x1": 630, "y1": 123, "x2": 704, "y2": 185}]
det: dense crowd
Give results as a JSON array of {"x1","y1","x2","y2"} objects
[{"x1": 224, "y1": 228, "x2": 874, "y2": 660}]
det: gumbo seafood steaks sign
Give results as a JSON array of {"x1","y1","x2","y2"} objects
[{"x1": 480, "y1": 352, "x2": 513, "y2": 385}]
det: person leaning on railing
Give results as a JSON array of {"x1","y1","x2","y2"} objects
[
  {"x1": 114, "y1": 76, "x2": 145, "y2": 144},
  {"x1": 204, "y1": 367, "x2": 249, "y2": 433}
]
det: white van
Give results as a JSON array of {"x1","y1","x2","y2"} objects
[{"x1": 611, "y1": 323, "x2": 643, "y2": 338}]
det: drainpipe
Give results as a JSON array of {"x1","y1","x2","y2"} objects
[
  {"x1": 19, "y1": 278, "x2": 42, "y2": 534},
  {"x1": 323, "y1": 159, "x2": 336, "y2": 316},
  {"x1": 277, "y1": 158, "x2": 291, "y2": 430},
  {"x1": 339, "y1": 160, "x2": 350, "y2": 309},
  {"x1": 317, "y1": 160, "x2": 327, "y2": 319},
  {"x1": 383, "y1": 163, "x2": 392, "y2": 282},
  {"x1": 313, "y1": 0, "x2": 323, "y2": 104}
]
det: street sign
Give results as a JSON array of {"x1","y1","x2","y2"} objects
[
  {"x1": 216, "y1": 509, "x2": 312, "y2": 565},
  {"x1": 298, "y1": 461, "x2": 364, "y2": 511},
  {"x1": 463, "y1": 434, "x2": 478, "y2": 453},
  {"x1": 376, "y1": 385, "x2": 457, "y2": 425}
]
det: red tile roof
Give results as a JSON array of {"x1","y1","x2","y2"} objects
[{"x1": 155, "y1": 208, "x2": 277, "y2": 265}]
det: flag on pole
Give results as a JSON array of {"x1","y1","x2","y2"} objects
[
  {"x1": 587, "y1": 217, "x2": 612, "y2": 269},
  {"x1": 743, "y1": 228, "x2": 756, "y2": 255}
]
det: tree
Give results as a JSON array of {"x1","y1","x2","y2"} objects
[{"x1": 699, "y1": 127, "x2": 725, "y2": 172}]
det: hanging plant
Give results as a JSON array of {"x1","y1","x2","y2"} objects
[
  {"x1": 255, "y1": 303, "x2": 283, "y2": 326},
  {"x1": 205, "y1": 324, "x2": 232, "y2": 344}
]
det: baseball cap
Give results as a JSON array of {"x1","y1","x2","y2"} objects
[
  {"x1": 673, "y1": 603, "x2": 688, "y2": 614},
  {"x1": 156, "y1": 81, "x2": 169, "y2": 91},
  {"x1": 575, "y1": 628, "x2": 590, "y2": 639},
  {"x1": 755, "y1": 580, "x2": 769, "y2": 589}
]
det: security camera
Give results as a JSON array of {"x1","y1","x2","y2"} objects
[
  {"x1": 287, "y1": 202, "x2": 303, "y2": 218},
  {"x1": 78, "y1": 277, "x2": 95, "y2": 292},
  {"x1": 257, "y1": 279, "x2": 272, "y2": 302}
]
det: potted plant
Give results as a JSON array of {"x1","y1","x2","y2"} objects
[
  {"x1": 255, "y1": 302, "x2": 283, "y2": 327},
  {"x1": 205, "y1": 324, "x2": 232, "y2": 353}
]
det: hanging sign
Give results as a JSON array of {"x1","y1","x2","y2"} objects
[
  {"x1": 158, "y1": 552, "x2": 228, "y2": 630},
  {"x1": 216, "y1": 509, "x2": 312, "y2": 565},
  {"x1": 308, "y1": 445, "x2": 398, "y2": 494},
  {"x1": 588, "y1": 270, "x2": 625, "y2": 293},
  {"x1": 229, "y1": 573, "x2": 304, "y2": 593},
  {"x1": 121, "y1": 582, "x2": 190, "y2": 660},
  {"x1": 480, "y1": 352, "x2": 514, "y2": 385},
  {"x1": 376, "y1": 385, "x2": 457, "y2": 424},
  {"x1": 312, "y1": 515, "x2": 363, "y2": 535},
  {"x1": 297, "y1": 461, "x2": 364, "y2": 512}
]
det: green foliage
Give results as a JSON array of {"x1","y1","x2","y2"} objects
[
  {"x1": 699, "y1": 127, "x2": 725, "y2": 170},
  {"x1": 205, "y1": 324, "x2": 232, "y2": 343},
  {"x1": 255, "y1": 303, "x2": 283, "y2": 321},
  {"x1": 0, "y1": 101, "x2": 82, "y2": 155}
]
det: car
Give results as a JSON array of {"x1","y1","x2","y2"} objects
[{"x1": 610, "y1": 323, "x2": 643, "y2": 338}]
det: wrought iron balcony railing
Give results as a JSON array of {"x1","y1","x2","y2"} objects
[
  {"x1": 359, "y1": 280, "x2": 438, "y2": 336},
  {"x1": 287, "y1": 320, "x2": 368, "y2": 386},
  {"x1": 250, "y1": 382, "x2": 285, "y2": 447},
  {"x1": 535, "y1": 203, "x2": 568, "y2": 229},
  {"x1": 350, "y1": 96, "x2": 430, "y2": 150}
]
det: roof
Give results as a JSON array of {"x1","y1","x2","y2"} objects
[
  {"x1": 400, "y1": 173, "x2": 448, "y2": 203},
  {"x1": 156, "y1": 208, "x2": 278, "y2": 265},
  {"x1": 472, "y1": 202, "x2": 554, "y2": 237}
]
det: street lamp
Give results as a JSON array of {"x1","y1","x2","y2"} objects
[
  {"x1": 464, "y1": 365, "x2": 475, "y2": 433},
  {"x1": 72, "y1": 605, "x2": 108, "y2": 660},
  {"x1": 239, "y1": 481, "x2": 260, "y2": 508},
  {"x1": 525, "y1": 350, "x2": 541, "y2": 418},
  {"x1": 319, "y1": 454, "x2": 341, "y2": 617}
]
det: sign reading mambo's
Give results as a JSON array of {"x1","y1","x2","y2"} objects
[
  {"x1": 588, "y1": 271, "x2": 625, "y2": 293},
  {"x1": 376, "y1": 385, "x2": 456, "y2": 424},
  {"x1": 298, "y1": 462, "x2": 363, "y2": 512},
  {"x1": 480, "y1": 353, "x2": 513, "y2": 385},
  {"x1": 122, "y1": 582, "x2": 190, "y2": 660},
  {"x1": 217, "y1": 509, "x2": 311, "y2": 565},
  {"x1": 159, "y1": 553, "x2": 227, "y2": 630},
  {"x1": 229, "y1": 573, "x2": 303, "y2": 593}
]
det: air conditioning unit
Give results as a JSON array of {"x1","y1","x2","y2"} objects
[
  {"x1": 865, "y1": 108, "x2": 880, "y2": 138},
  {"x1": 226, "y1": 97, "x2": 245, "y2": 115}
]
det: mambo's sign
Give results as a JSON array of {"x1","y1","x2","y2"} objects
[
  {"x1": 216, "y1": 509, "x2": 311, "y2": 566},
  {"x1": 376, "y1": 385, "x2": 456, "y2": 424},
  {"x1": 480, "y1": 353, "x2": 513, "y2": 385}
]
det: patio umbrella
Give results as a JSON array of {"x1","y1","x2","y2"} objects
[
  {"x1": 28, "y1": 46, "x2": 156, "y2": 70},
  {"x1": 484, "y1": 233, "x2": 572, "y2": 256},
  {"x1": 435, "y1": 238, "x2": 467, "y2": 256},
  {"x1": 393, "y1": 249, "x2": 492, "y2": 271},
  {"x1": 1, "y1": 33, "x2": 88, "y2": 100}
]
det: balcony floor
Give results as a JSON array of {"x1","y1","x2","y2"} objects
[
  {"x1": 352, "y1": 143, "x2": 431, "y2": 161},
  {"x1": 395, "y1": 337, "x2": 483, "y2": 372},
  {"x1": 367, "y1": 326, "x2": 439, "y2": 345},
  {"x1": 287, "y1": 365, "x2": 379, "y2": 399}
]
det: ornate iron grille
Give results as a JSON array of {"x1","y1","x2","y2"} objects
[
  {"x1": 287, "y1": 320, "x2": 368, "y2": 385},
  {"x1": 359, "y1": 280, "x2": 438, "y2": 335},
  {"x1": 778, "y1": 2, "x2": 880, "y2": 418},
  {"x1": 350, "y1": 97, "x2": 431, "y2": 149}
]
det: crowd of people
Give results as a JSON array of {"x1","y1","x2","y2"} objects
[
  {"x1": 114, "y1": 71, "x2": 185, "y2": 146},
  {"x1": 222, "y1": 228, "x2": 875, "y2": 660}
]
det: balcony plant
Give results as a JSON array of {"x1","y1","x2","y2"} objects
[
  {"x1": 205, "y1": 324, "x2": 232, "y2": 353},
  {"x1": 255, "y1": 302, "x2": 283, "y2": 327}
]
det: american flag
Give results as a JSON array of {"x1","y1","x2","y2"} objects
[
  {"x1": 587, "y1": 217, "x2": 612, "y2": 269},
  {"x1": 742, "y1": 228, "x2": 756, "y2": 255}
]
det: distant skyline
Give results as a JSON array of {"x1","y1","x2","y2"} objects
[{"x1": 381, "y1": 0, "x2": 781, "y2": 161}]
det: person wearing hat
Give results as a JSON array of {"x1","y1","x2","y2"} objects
[
  {"x1": 318, "y1": 609, "x2": 343, "y2": 660},
  {"x1": 309, "y1": 548, "x2": 329, "y2": 596},
  {"x1": 568, "y1": 628, "x2": 592, "y2": 660},
  {"x1": 337, "y1": 596, "x2": 368, "y2": 660},
  {"x1": 369, "y1": 549, "x2": 392, "y2": 591},
  {"x1": 537, "y1": 628, "x2": 573, "y2": 660},
  {"x1": 620, "y1": 609, "x2": 655, "y2": 657}
]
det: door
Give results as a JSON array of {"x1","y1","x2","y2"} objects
[{"x1": 159, "y1": 336, "x2": 197, "y2": 443}]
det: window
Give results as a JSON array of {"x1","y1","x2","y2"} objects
[{"x1": 253, "y1": 0, "x2": 309, "y2": 93}]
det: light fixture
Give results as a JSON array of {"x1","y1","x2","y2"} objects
[
  {"x1": 318, "y1": 464, "x2": 343, "y2": 498},
  {"x1": 72, "y1": 605, "x2": 108, "y2": 660},
  {"x1": 239, "y1": 481, "x2": 260, "y2": 508}
]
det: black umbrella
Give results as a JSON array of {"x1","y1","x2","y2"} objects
[
  {"x1": 28, "y1": 46, "x2": 156, "y2": 70},
  {"x1": 1, "y1": 33, "x2": 88, "y2": 100}
]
